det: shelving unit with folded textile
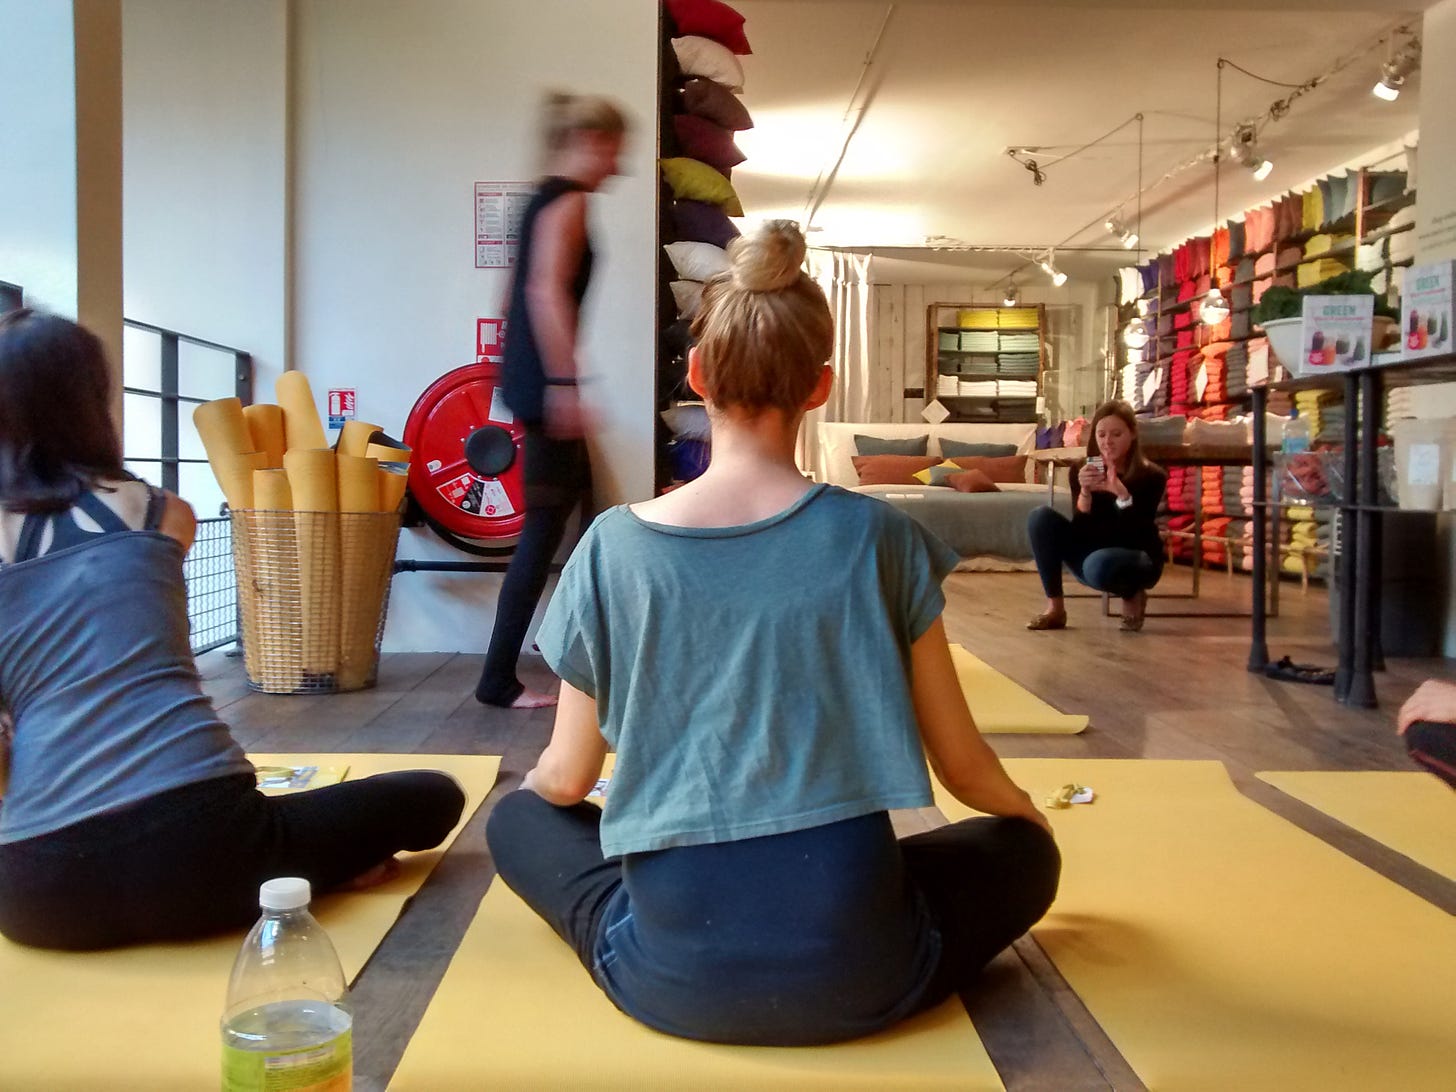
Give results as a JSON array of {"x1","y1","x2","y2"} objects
[{"x1": 925, "y1": 303, "x2": 1046, "y2": 424}]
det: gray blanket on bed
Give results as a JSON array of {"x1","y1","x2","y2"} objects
[{"x1": 856, "y1": 486, "x2": 1072, "y2": 560}]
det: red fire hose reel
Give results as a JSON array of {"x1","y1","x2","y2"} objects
[{"x1": 403, "y1": 363, "x2": 525, "y2": 556}]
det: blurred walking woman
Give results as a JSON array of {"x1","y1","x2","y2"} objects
[{"x1": 476, "y1": 92, "x2": 629, "y2": 709}]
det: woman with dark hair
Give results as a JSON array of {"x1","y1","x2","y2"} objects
[
  {"x1": 0, "y1": 310, "x2": 466, "y2": 950},
  {"x1": 1025, "y1": 400, "x2": 1167, "y2": 633}
]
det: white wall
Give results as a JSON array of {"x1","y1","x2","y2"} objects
[{"x1": 290, "y1": 0, "x2": 660, "y2": 652}]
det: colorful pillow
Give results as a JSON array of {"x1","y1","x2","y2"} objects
[
  {"x1": 666, "y1": 0, "x2": 752, "y2": 54},
  {"x1": 851, "y1": 455, "x2": 939, "y2": 487},
  {"x1": 670, "y1": 199, "x2": 740, "y2": 249},
  {"x1": 672, "y1": 114, "x2": 746, "y2": 172},
  {"x1": 660, "y1": 157, "x2": 744, "y2": 216},
  {"x1": 671, "y1": 36, "x2": 744, "y2": 92},
  {"x1": 947, "y1": 454, "x2": 1028, "y2": 483},
  {"x1": 853, "y1": 433, "x2": 929, "y2": 456},
  {"x1": 948, "y1": 469, "x2": 1001, "y2": 494},
  {"x1": 680, "y1": 78, "x2": 753, "y2": 131},
  {"x1": 664, "y1": 240, "x2": 730, "y2": 281},
  {"x1": 912, "y1": 460, "x2": 964, "y2": 486},
  {"x1": 670, "y1": 280, "x2": 704, "y2": 319},
  {"x1": 938, "y1": 438, "x2": 1018, "y2": 459}
]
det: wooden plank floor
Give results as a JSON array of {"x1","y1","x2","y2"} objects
[{"x1": 199, "y1": 566, "x2": 1456, "y2": 1091}]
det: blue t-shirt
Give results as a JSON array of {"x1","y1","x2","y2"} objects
[{"x1": 535, "y1": 483, "x2": 960, "y2": 859}]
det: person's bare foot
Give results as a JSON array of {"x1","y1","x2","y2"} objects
[
  {"x1": 337, "y1": 857, "x2": 401, "y2": 891},
  {"x1": 509, "y1": 688, "x2": 558, "y2": 709}
]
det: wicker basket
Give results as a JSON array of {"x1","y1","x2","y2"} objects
[{"x1": 231, "y1": 509, "x2": 401, "y2": 694}]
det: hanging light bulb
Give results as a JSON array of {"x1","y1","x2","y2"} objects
[
  {"x1": 1201, "y1": 287, "x2": 1230, "y2": 326},
  {"x1": 1002, "y1": 280, "x2": 1020, "y2": 307},
  {"x1": 1373, "y1": 40, "x2": 1420, "y2": 101},
  {"x1": 1123, "y1": 318, "x2": 1150, "y2": 350},
  {"x1": 1106, "y1": 215, "x2": 1140, "y2": 251},
  {"x1": 1039, "y1": 251, "x2": 1068, "y2": 287},
  {"x1": 1230, "y1": 123, "x2": 1274, "y2": 182}
]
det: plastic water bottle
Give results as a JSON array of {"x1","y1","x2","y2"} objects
[
  {"x1": 222, "y1": 877, "x2": 352, "y2": 1091},
  {"x1": 1282, "y1": 412, "x2": 1311, "y2": 455}
]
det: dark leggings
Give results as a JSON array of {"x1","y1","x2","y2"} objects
[
  {"x1": 0, "y1": 770, "x2": 465, "y2": 950},
  {"x1": 1028, "y1": 505, "x2": 1161, "y2": 600},
  {"x1": 476, "y1": 431, "x2": 590, "y2": 706},
  {"x1": 1406, "y1": 721, "x2": 1456, "y2": 789},
  {"x1": 485, "y1": 790, "x2": 1060, "y2": 1045}
]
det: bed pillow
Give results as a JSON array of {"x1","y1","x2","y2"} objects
[
  {"x1": 948, "y1": 469, "x2": 1001, "y2": 494},
  {"x1": 671, "y1": 198, "x2": 740, "y2": 249},
  {"x1": 665, "y1": 240, "x2": 730, "y2": 281},
  {"x1": 912, "y1": 460, "x2": 966, "y2": 487},
  {"x1": 947, "y1": 454, "x2": 1028, "y2": 483},
  {"x1": 666, "y1": 0, "x2": 752, "y2": 54},
  {"x1": 680, "y1": 77, "x2": 754, "y2": 131},
  {"x1": 660, "y1": 157, "x2": 745, "y2": 216},
  {"x1": 672, "y1": 36, "x2": 744, "y2": 92},
  {"x1": 851, "y1": 455, "x2": 938, "y2": 486},
  {"x1": 670, "y1": 280, "x2": 704, "y2": 319},
  {"x1": 672, "y1": 114, "x2": 746, "y2": 172},
  {"x1": 854, "y1": 433, "x2": 929, "y2": 457},
  {"x1": 938, "y1": 438, "x2": 1019, "y2": 459}
]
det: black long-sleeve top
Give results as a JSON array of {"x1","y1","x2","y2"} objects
[{"x1": 1068, "y1": 461, "x2": 1167, "y2": 561}]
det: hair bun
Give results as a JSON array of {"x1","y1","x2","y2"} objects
[{"x1": 728, "y1": 220, "x2": 807, "y2": 293}]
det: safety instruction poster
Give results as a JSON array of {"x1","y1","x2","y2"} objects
[{"x1": 474, "y1": 182, "x2": 533, "y2": 268}]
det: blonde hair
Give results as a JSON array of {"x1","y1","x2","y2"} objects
[
  {"x1": 540, "y1": 91, "x2": 629, "y2": 159},
  {"x1": 691, "y1": 220, "x2": 834, "y2": 414}
]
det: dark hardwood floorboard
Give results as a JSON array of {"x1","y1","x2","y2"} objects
[{"x1": 195, "y1": 566, "x2": 1454, "y2": 1089}]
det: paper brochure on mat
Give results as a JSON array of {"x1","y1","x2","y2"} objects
[{"x1": 255, "y1": 764, "x2": 349, "y2": 794}]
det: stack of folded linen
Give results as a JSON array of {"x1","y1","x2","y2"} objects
[
  {"x1": 998, "y1": 308, "x2": 1040, "y2": 329},
  {"x1": 959, "y1": 330, "x2": 999, "y2": 352},
  {"x1": 957, "y1": 379, "x2": 998, "y2": 397},
  {"x1": 958, "y1": 308, "x2": 999, "y2": 328},
  {"x1": 998, "y1": 380, "x2": 1038, "y2": 397}
]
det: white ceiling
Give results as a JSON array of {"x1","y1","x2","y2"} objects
[{"x1": 731, "y1": 1, "x2": 1426, "y2": 285}]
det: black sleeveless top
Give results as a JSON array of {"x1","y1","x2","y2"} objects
[{"x1": 501, "y1": 176, "x2": 594, "y2": 425}]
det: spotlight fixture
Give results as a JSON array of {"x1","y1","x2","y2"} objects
[
  {"x1": 1136, "y1": 297, "x2": 1151, "y2": 318},
  {"x1": 1002, "y1": 280, "x2": 1020, "y2": 307},
  {"x1": 1039, "y1": 251, "x2": 1068, "y2": 287},
  {"x1": 1229, "y1": 123, "x2": 1273, "y2": 182},
  {"x1": 1373, "y1": 39, "x2": 1420, "y2": 102},
  {"x1": 1123, "y1": 318, "x2": 1150, "y2": 350},
  {"x1": 1105, "y1": 215, "x2": 1139, "y2": 250},
  {"x1": 1201, "y1": 287, "x2": 1230, "y2": 326}
]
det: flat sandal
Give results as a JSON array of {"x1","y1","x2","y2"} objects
[{"x1": 1026, "y1": 613, "x2": 1067, "y2": 631}]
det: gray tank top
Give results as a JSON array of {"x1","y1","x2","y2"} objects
[{"x1": 0, "y1": 494, "x2": 253, "y2": 843}]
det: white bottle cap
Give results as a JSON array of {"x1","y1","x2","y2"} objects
[{"x1": 259, "y1": 877, "x2": 312, "y2": 911}]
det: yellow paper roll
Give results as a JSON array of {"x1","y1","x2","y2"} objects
[
  {"x1": 193, "y1": 398, "x2": 253, "y2": 462},
  {"x1": 338, "y1": 420, "x2": 383, "y2": 458},
  {"x1": 337, "y1": 454, "x2": 381, "y2": 513},
  {"x1": 243, "y1": 404, "x2": 287, "y2": 469},
  {"x1": 283, "y1": 449, "x2": 340, "y2": 677},
  {"x1": 378, "y1": 466, "x2": 409, "y2": 512},
  {"x1": 212, "y1": 450, "x2": 266, "y2": 511},
  {"x1": 252, "y1": 468, "x2": 293, "y2": 510},
  {"x1": 365, "y1": 439, "x2": 412, "y2": 465},
  {"x1": 284, "y1": 448, "x2": 339, "y2": 512},
  {"x1": 276, "y1": 371, "x2": 327, "y2": 452}
]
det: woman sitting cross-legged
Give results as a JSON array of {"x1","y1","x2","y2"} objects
[
  {"x1": 485, "y1": 221, "x2": 1060, "y2": 1047},
  {"x1": 1026, "y1": 401, "x2": 1168, "y2": 633},
  {"x1": 0, "y1": 311, "x2": 466, "y2": 950}
]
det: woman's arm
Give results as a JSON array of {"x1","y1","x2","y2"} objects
[
  {"x1": 521, "y1": 680, "x2": 609, "y2": 805},
  {"x1": 911, "y1": 617, "x2": 1052, "y2": 833},
  {"x1": 158, "y1": 491, "x2": 197, "y2": 554}
]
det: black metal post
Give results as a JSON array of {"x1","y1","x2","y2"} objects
[
  {"x1": 1346, "y1": 369, "x2": 1381, "y2": 707},
  {"x1": 1334, "y1": 373, "x2": 1360, "y2": 702},
  {"x1": 160, "y1": 333, "x2": 180, "y2": 494},
  {"x1": 1248, "y1": 385, "x2": 1269, "y2": 670}
]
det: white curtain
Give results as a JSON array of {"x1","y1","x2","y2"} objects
[{"x1": 799, "y1": 248, "x2": 874, "y2": 477}]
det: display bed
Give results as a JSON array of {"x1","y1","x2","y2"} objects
[{"x1": 857, "y1": 483, "x2": 1069, "y2": 569}]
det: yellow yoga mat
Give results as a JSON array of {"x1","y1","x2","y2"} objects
[
  {"x1": 337, "y1": 453, "x2": 382, "y2": 513},
  {"x1": 950, "y1": 645, "x2": 1087, "y2": 734},
  {"x1": 391, "y1": 880, "x2": 1002, "y2": 1090},
  {"x1": 935, "y1": 759, "x2": 1456, "y2": 1091},
  {"x1": 338, "y1": 420, "x2": 383, "y2": 458},
  {"x1": 252, "y1": 468, "x2": 292, "y2": 511},
  {"x1": 0, "y1": 753, "x2": 499, "y2": 1092},
  {"x1": 276, "y1": 370, "x2": 327, "y2": 452},
  {"x1": 379, "y1": 465, "x2": 409, "y2": 512},
  {"x1": 242, "y1": 403, "x2": 286, "y2": 468},
  {"x1": 284, "y1": 449, "x2": 340, "y2": 676},
  {"x1": 210, "y1": 450, "x2": 265, "y2": 511},
  {"x1": 193, "y1": 397, "x2": 252, "y2": 461},
  {"x1": 366, "y1": 438, "x2": 412, "y2": 465},
  {"x1": 1257, "y1": 770, "x2": 1456, "y2": 882}
]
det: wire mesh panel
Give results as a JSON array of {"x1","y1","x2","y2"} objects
[
  {"x1": 185, "y1": 517, "x2": 240, "y2": 654},
  {"x1": 232, "y1": 509, "x2": 401, "y2": 694}
]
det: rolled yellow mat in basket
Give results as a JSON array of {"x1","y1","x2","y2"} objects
[
  {"x1": 284, "y1": 448, "x2": 340, "y2": 678},
  {"x1": 338, "y1": 421, "x2": 383, "y2": 459},
  {"x1": 378, "y1": 466, "x2": 409, "y2": 512},
  {"x1": 243, "y1": 404, "x2": 287, "y2": 469},
  {"x1": 338, "y1": 454, "x2": 381, "y2": 513},
  {"x1": 252, "y1": 469, "x2": 292, "y2": 511},
  {"x1": 337, "y1": 507, "x2": 399, "y2": 690},
  {"x1": 276, "y1": 371, "x2": 327, "y2": 452},
  {"x1": 233, "y1": 503, "x2": 304, "y2": 694},
  {"x1": 210, "y1": 450, "x2": 266, "y2": 511},
  {"x1": 365, "y1": 438, "x2": 412, "y2": 465}
]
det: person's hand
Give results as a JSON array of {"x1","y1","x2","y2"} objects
[
  {"x1": 1078, "y1": 462, "x2": 1107, "y2": 492},
  {"x1": 1396, "y1": 679, "x2": 1456, "y2": 735},
  {"x1": 544, "y1": 385, "x2": 587, "y2": 440},
  {"x1": 1104, "y1": 460, "x2": 1131, "y2": 503}
]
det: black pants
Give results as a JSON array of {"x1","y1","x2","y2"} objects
[
  {"x1": 476, "y1": 430, "x2": 591, "y2": 706},
  {"x1": 0, "y1": 770, "x2": 465, "y2": 950},
  {"x1": 1406, "y1": 720, "x2": 1456, "y2": 789},
  {"x1": 1027, "y1": 505, "x2": 1161, "y2": 600},
  {"x1": 485, "y1": 790, "x2": 1060, "y2": 1045}
]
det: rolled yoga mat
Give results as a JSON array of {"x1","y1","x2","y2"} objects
[
  {"x1": 1257, "y1": 769, "x2": 1456, "y2": 882},
  {"x1": 237, "y1": 470, "x2": 304, "y2": 693},
  {"x1": 276, "y1": 370, "x2": 327, "y2": 452},
  {"x1": 950, "y1": 645, "x2": 1087, "y2": 734},
  {"x1": 391, "y1": 882, "x2": 1002, "y2": 1091},
  {"x1": 338, "y1": 420, "x2": 383, "y2": 458},
  {"x1": 336, "y1": 455, "x2": 395, "y2": 690},
  {"x1": 193, "y1": 398, "x2": 262, "y2": 510},
  {"x1": 0, "y1": 753, "x2": 500, "y2": 1092},
  {"x1": 242, "y1": 403, "x2": 286, "y2": 469},
  {"x1": 378, "y1": 466, "x2": 409, "y2": 512},
  {"x1": 934, "y1": 759, "x2": 1456, "y2": 1090},
  {"x1": 284, "y1": 448, "x2": 341, "y2": 678},
  {"x1": 365, "y1": 437, "x2": 411, "y2": 464}
]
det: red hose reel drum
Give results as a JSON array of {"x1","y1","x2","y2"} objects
[{"x1": 403, "y1": 363, "x2": 525, "y2": 555}]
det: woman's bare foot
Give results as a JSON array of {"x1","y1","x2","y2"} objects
[
  {"x1": 509, "y1": 688, "x2": 558, "y2": 709},
  {"x1": 337, "y1": 857, "x2": 401, "y2": 891}
]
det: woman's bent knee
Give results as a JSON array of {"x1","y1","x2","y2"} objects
[{"x1": 1027, "y1": 505, "x2": 1064, "y2": 536}]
